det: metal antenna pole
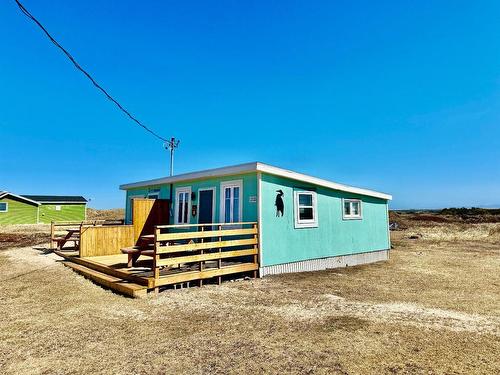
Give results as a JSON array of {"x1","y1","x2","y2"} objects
[{"x1": 165, "y1": 137, "x2": 180, "y2": 176}]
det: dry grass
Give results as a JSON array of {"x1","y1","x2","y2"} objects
[
  {"x1": 0, "y1": 219, "x2": 499, "y2": 374},
  {"x1": 0, "y1": 224, "x2": 50, "y2": 251},
  {"x1": 86, "y1": 208, "x2": 125, "y2": 221}
]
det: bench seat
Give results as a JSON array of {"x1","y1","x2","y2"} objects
[{"x1": 120, "y1": 246, "x2": 155, "y2": 267}]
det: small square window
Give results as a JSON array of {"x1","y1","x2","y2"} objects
[
  {"x1": 343, "y1": 199, "x2": 362, "y2": 219},
  {"x1": 0, "y1": 202, "x2": 8, "y2": 212},
  {"x1": 294, "y1": 191, "x2": 318, "y2": 228},
  {"x1": 148, "y1": 188, "x2": 160, "y2": 199},
  {"x1": 55, "y1": 205, "x2": 61, "y2": 211}
]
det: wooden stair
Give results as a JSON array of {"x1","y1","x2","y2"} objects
[
  {"x1": 62, "y1": 261, "x2": 148, "y2": 298},
  {"x1": 55, "y1": 250, "x2": 153, "y2": 288}
]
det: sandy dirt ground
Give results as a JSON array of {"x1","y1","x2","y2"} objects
[{"x1": 0, "y1": 221, "x2": 499, "y2": 374}]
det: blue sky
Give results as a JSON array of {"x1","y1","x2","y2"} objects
[{"x1": 1, "y1": 1, "x2": 499, "y2": 209}]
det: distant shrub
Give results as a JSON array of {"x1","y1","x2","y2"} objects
[{"x1": 440, "y1": 207, "x2": 500, "y2": 216}]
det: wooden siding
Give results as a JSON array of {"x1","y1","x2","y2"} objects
[
  {"x1": 132, "y1": 198, "x2": 170, "y2": 243},
  {"x1": 39, "y1": 203, "x2": 86, "y2": 224},
  {"x1": 79, "y1": 225, "x2": 134, "y2": 257},
  {"x1": 0, "y1": 197, "x2": 38, "y2": 225}
]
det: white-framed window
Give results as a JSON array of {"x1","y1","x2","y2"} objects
[
  {"x1": 55, "y1": 205, "x2": 61, "y2": 211},
  {"x1": 343, "y1": 198, "x2": 362, "y2": 220},
  {"x1": 147, "y1": 188, "x2": 160, "y2": 199},
  {"x1": 175, "y1": 187, "x2": 191, "y2": 224},
  {"x1": 220, "y1": 180, "x2": 243, "y2": 223},
  {"x1": 294, "y1": 191, "x2": 318, "y2": 228},
  {"x1": 0, "y1": 202, "x2": 8, "y2": 212}
]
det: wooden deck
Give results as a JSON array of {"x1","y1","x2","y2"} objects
[
  {"x1": 57, "y1": 251, "x2": 258, "y2": 297},
  {"x1": 55, "y1": 222, "x2": 260, "y2": 298}
]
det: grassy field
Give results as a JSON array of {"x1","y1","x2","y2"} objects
[{"x1": 0, "y1": 212, "x2": 499, "y2": 374}]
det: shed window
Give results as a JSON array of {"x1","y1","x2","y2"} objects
[
  {"x1": 294, "y1": 191, "x2": 318, "y2": 228},
  {"x1": 147, "y1": 188, "x2": 160, "y2": 199},
  {"x1": 343, "y1": 199, "x2": 362, "y2": 219},
  {"x1": 0, "y1": 202, "x2": 8, "y2": 212},
  {"x1": 55, "y1": 205, "x2": 61, "y2": 211},
  {"x1": 175, "y1": 187, "x2": 191, "y2": 224}
]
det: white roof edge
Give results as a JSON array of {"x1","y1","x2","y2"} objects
[
  {"x1": 0, "y1": 192, "x2": 41, "y2": 205},
  {"x1": 37, "y1": 201, "x2": 88, "y2": 204},
  {"x1": 120, "y1": 162, "x2": 392, "y2": 200},
  {"x1": 119, "y1": 162, "x2": 258, "y2": 190},
  {"x1": 255, "y1": 163, "x2": 392, "y2": 200}
]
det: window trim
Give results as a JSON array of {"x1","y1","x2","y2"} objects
[
  {"x1": 0, "y1": 202, "x2": 8, "y2": 213},
  {"x1": 174, "y1": 187, "x2": 192, "y2": 225},
  {"x1": 55, "y1": 205, "x2": 61, "y2": 211},
  {"x1": 294, "y1": 191, "x2": 318, "y2": 228},
  {"x1": 219, "y1": 180, "x2": 243, "y2": 224},
  {"x1": 342, "y1": 198, "x2": 362, "y2": 220}
]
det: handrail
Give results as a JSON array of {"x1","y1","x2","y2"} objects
[
  {"x1": 155, "y1": 221, "x2": 257, "y2": 229},
  {"x1": 151, "y1": 222, "x2": 259, "y2": 291},
  {"x1": 51, "y1": 219, "x2": 124, "y2": 226}
]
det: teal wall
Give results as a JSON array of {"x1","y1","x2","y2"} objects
[
  {"x1": 0, "y1": 197, "x2": 38, "y2": 225},
  {"x1": 38, "y1": 203, "x2": 86, "y2": 223},
  {"x1": 124, "y1": 173, "x2": 258, "y2": 225},
  {"x1": 260, "y1": 173, "x2": 390, "y2": 267}
]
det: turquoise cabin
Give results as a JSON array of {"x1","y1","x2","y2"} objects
[{"x1": 120, "y1": 162, "x2": 392, "y2": 276}]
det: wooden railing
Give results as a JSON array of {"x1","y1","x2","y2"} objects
[{"x1": 152, "y1": 222, "x2": 259, "y2": 289}]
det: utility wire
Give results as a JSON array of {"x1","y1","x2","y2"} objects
[{"x1": 13, "y1": 0, "x2": 169, "y2": 142}]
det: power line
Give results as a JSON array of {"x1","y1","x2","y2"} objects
[{"x1": 13, "y1": 0, "x2": 169, "y2": 143}]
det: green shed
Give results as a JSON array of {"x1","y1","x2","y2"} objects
[
  {"x1": 0, "y1": 192, "x2": 87, "y2": 225},
  {"x1": 120, "y1": 162, "x2": 392, "y2": 276}
]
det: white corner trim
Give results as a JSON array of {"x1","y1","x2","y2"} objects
[{"x1": 257, "y1": 172, "x2": 263, "y2": 277}]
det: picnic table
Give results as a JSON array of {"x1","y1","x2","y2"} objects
[{"x1": 52, "y1": 228, "x2": 80, "y2": 250}]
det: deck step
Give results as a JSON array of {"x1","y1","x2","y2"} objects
[
  {"x1": 55, "y1": 250, "x2": 152, "y2": 287},
  {"x1": 62, "y1": 261, "x2": 148, "y2": 299}
]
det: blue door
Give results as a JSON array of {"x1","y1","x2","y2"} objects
[{"x1": 198, "y1": 189, "x2": 214, "y2": 225}]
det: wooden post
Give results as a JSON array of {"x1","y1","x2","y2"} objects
[
  {"x1": 199, "y1": 226, "x2": 204, "y2": 287},
  {"x1": 218, "y1": 224, "x2": 222, "y2": 285},
  {"x1": 153, "y1": 227, "x2": 160, "y2": 295},
  {"x1": 253, "y1": 223, "x2": 258, "y2": 278},
  {"x1": 50, "y1": 221, "x2": 55, "y2": 249}
]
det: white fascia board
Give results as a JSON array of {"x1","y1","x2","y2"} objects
[
  {"x1": 256, "y1": 163, "x2": 392, "y2": 200},
  {"x1": 38, "y1": 201, "x2": 87, "y2": 204},
  {"x1": 119, "y1": 162, "x2": 258, "y2": 190},
  {"x1": 0, "y1": 192, "x2": 41, "y2": 205},
  {"x1": 119, "y1": 161, "x2": 392, "y2": 201}
]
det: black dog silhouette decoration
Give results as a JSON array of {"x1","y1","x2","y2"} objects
[{"x1": 275, "y1": 190, "x2": 284, "y2": 217}]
